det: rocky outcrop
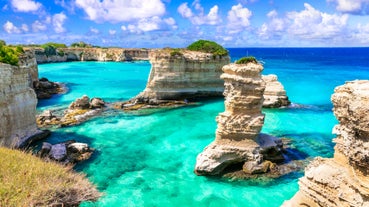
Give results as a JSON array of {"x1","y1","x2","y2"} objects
[
  {"x1": 194, "y1": 63, "x2": 284, "y2": 176},
  {"x1": 34, "y1": 77, "x2": 65, "y2": 99},
  {"x1": 34, "y1": 48, "x2": 149, "y2": 64},
  {"x1": 117, "y1": 49, "x2": 230, "y2": 110},
  {"x1": 37, "y1": 95, "x2": 105, "y2": 127},
  {"x1": 38, "y1": 140, "x2": 94, "y2": 164},
  {"x1": 0, "y1": 51, "x2": 49, "y2": 147},
  {"x1": 283, "y1": 80, "x2": 369, "y2": 207},
  {"x1": 262, "y1": 75, "x2": 290, "y2": 108}
]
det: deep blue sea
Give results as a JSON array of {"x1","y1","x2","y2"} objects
[{"x1": 37, "y1": 48, "x2": 369, "y2": 207}]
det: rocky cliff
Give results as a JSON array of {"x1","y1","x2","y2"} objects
[
  {"x1": 34, "y1": 48, "x2": 149, "y2": 63},
  {"x1": 262, "y1": 75, "x2": 290, "y2": 108},
  {"x1": 282, "y1": 80, "x2": 369, "y2": 207},
  {"x1": 194, "y1": 63, "x2": 284, "y2": 175},
  {"x1": 0, "y1": 51, "x2": 44, "y2": 147},
  {"x1": 118, "y1": 49, "x2": 230, "y2": 109}
]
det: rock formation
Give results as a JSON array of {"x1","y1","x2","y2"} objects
[
  {"x1": 0, "y1": 51, "x2": 48, "y2": 147},
  {"x1": 262, "y1": 74, "x2": 290, "y2": 108},
  {"x1": 194, "y1": 63, "x2": 284, "y2": 175},
  {"x1": 38, "y1": 140, "x2": 94, "y2": 164},
  {"x1": 117, "y1": 49, "x2": 230, "y2": 110},
  {"x1": 282, "y1": 80, "x2": 369, "y2": 207},
  {"x1": 37, "y1": 95, "x2": 105, "y2": 127},
  {"x1": 33, "y1": 48, "x2": 149, "y2": 63},
  {"x1": 34, "y1": 77, "x2": 65, "y2": 99}
]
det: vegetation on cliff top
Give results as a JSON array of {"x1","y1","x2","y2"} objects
[
  {"x1": 235, "y1": 56, "x2": 258, "y2": 64},
  {"x1": 0, "y1": 147, "x2": 100, "y2": 206},
  {"x1": 0, "y1": 40, "x2": 24, "y2": 66},
  {"x1": 187, "y1": 40, "x2": 228, "y2": 56}
]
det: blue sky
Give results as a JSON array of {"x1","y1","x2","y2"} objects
[{"x1": 1, "y1": 0, "x2": 369, "y2": 47}]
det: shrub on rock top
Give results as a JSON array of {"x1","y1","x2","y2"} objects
[
  {"x1": 187, "y1": 40, "x2": 228, "y2": 56},
  {"x1": 235, "y1": 56, "x2": 258, "y2": 64}
]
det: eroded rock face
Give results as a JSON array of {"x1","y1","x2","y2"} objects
[
  {"x1": 282, "y1": 80, "x2": 369, "y2": 207},
  {"x1": 0, "y1": 51, "x2": 45, "y2": 147},
  {"x1": 34, "y1": 48, "x2": 149, "y2": 63},
  {"x1": 118, "y1": 49, "x2": 230, "y2": 110},
  {"x1": 262, "y1": 75, "x2": 290, "y2": 108},
  {"x1": 194, "y1": 63, "x2": 284, "y2": 175},
  {"x1": 34, "y1": 77, "x2": 64, "y2": 99}
]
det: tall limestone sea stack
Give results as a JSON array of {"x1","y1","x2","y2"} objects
[
  {"x1": 262, "y1": 74, "x2": 290, "y2": 108},
  {"x1": 283, "y1": 80, "x2": 369, "y2": 207},
  {"x1": 195, "y1": 62, "x2": 284, "y2": 175},
  {"x1": 0, "y1": 50, "x2": 45, "y2": 147}
]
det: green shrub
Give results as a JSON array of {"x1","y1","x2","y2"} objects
[
  {"x1": 0, "y1": 40, "x2": 6, "y2": 46},
  {"x1": 16, "y1": 46, "x2": 24, "y2": 54},
  {"x1": 41, "y1": 42, "x2": 67, "y2": 49},
  {"x1": 170, "y1": 48, "x2": 183, "y2": 57},
  {"x1": 0, "y1": 43, "x2": 23, "y2": 66},
  {"x1": 71, "y1": 41, "x2": 92, "y2": 48},
  {"x1": 235, "y1": 56, "x2": 258, "y2": 64},
  {"x1": 187, "y1": 40, "x2": 228, "y2": 56},
  {"x1": 57, "y1": 50, "x2": 65, "y2": 56},
  {"x1": 43, "y1": 45, "x2": 57, "y2": 57}
]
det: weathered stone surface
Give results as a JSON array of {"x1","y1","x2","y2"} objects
[
  {"x1": 194, "y1": 63, "x2": 284, "y2": 175},
  {"x1": 119, "y1": 49, "x2": 230, "y2": 110},
  {"x1": 39, "y1": 141, "x2": 93, "y2": 164},
  {"x1": 282, "y1": 80, "x2": 369, "y2": 207},
  {"x1": 37, "y1": 96, "x2": 105, "y2": 127},
  {"x1": 34, "y1": 77, "x2": 64, "y2": 99},
  {"x1": 262, "y1": 75, "x2": 290, "y2": 108},
  {"x1": 0, "y1": 51, "x2": 44, "y2": 147},
  {"x1": 33, "y1": 48, "x2": 149, "y2": 64}
]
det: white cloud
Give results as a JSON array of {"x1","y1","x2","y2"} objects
[
  {"x1": 258, "y1": 10, "x2": 286, "y2": 39},
  {"x1": 10, "y1": 0, "x2": 42, "y2": 12},
  {"x1": 21, "y1": 24, "x2": 29, "y2": 32},
  {"x1": 75, "y1": 0, "x2": 166, "y2": 23},
  {"x1": 52, "y1": 12, "x2": 67, "y2": 33},
  {"x1": 3, "y1": 21, "x2": 21, "y2": 34},
  {"x1": 90, "y1": 27, "x2": 99, "y2": 34},
  {"x1": 109, "y1": 29, "x2": 116, "y2": 35},
  {"x1": 177, "y1": 1, "x2": 221, "y2": 25},
  {"x1": 227, "y1": 3, "x2": 252, "y2": 34},
  {"x1": 120, "y1": 16, "x2": 177, "y2": 34},
  {"x1": 32, "y1": 20, "x2": 47, "y2": 32},
  {"x1": 328, "y1": 0, "x2": 369, "y2": 14},
  {"x1": 286, "y1": 3, "x2": 348, "y2": 39}
]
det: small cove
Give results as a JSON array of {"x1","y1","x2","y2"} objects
[{"x1": 37, "y1": 48, "x2": 369, "y2": 206}]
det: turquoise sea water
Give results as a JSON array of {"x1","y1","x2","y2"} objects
[{"x1": 37, "y1": 48, "x2": 369, "y2": 207}]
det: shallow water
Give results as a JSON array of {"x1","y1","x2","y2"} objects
[{"x1": 37, "y1": 48, "x2": 369, "y2": 207}]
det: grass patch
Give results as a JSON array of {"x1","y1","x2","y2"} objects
[
  {"x1": 0, "y1": 147, "x2": 100, "y2": 206},
  {"x1": 187, "y1": 40, "x2": 228, "y2": 56},
  {"x1": 235, "y1": 56, "x2": 258, "y2": 64}
]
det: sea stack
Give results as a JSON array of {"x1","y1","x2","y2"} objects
[
  {"x1": 0, "y1": 51, "x2": 45, "y2": 147},
  {"x1": 283, "y1": 80, "x2": 369, "y2": 207},
  {"x1": 194, "y1": 62, "x2": 283, "y2": 175},
  {"x1": 262, "y1": 74, "x2": 290, "y2": 108}
]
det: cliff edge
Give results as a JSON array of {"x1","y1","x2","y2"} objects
[
  {"x1": 0, "y1": 51, "x2": 45, "y2": 147},
  {"x1": 282, "y1": 80, "x2": 369, "y2": 207}
]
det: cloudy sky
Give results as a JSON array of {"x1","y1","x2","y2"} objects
[{"x1": 1, "y1": 0, "x2": 369, "y2": 47}]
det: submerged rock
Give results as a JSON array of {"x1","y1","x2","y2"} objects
[
  {"x1": 282, "y1": 80, "x2": 369, "y2": 207},
  {"x1": 194, "y1": 63, "x2": 285, "y2": 176}
]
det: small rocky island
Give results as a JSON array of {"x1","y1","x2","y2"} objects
[
  {"x1": 195, "y1": 61, "x2": 285, "y2": 175},
  {"x1": 283, "y1": 80, "x2": 369, "y2": 207}
]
